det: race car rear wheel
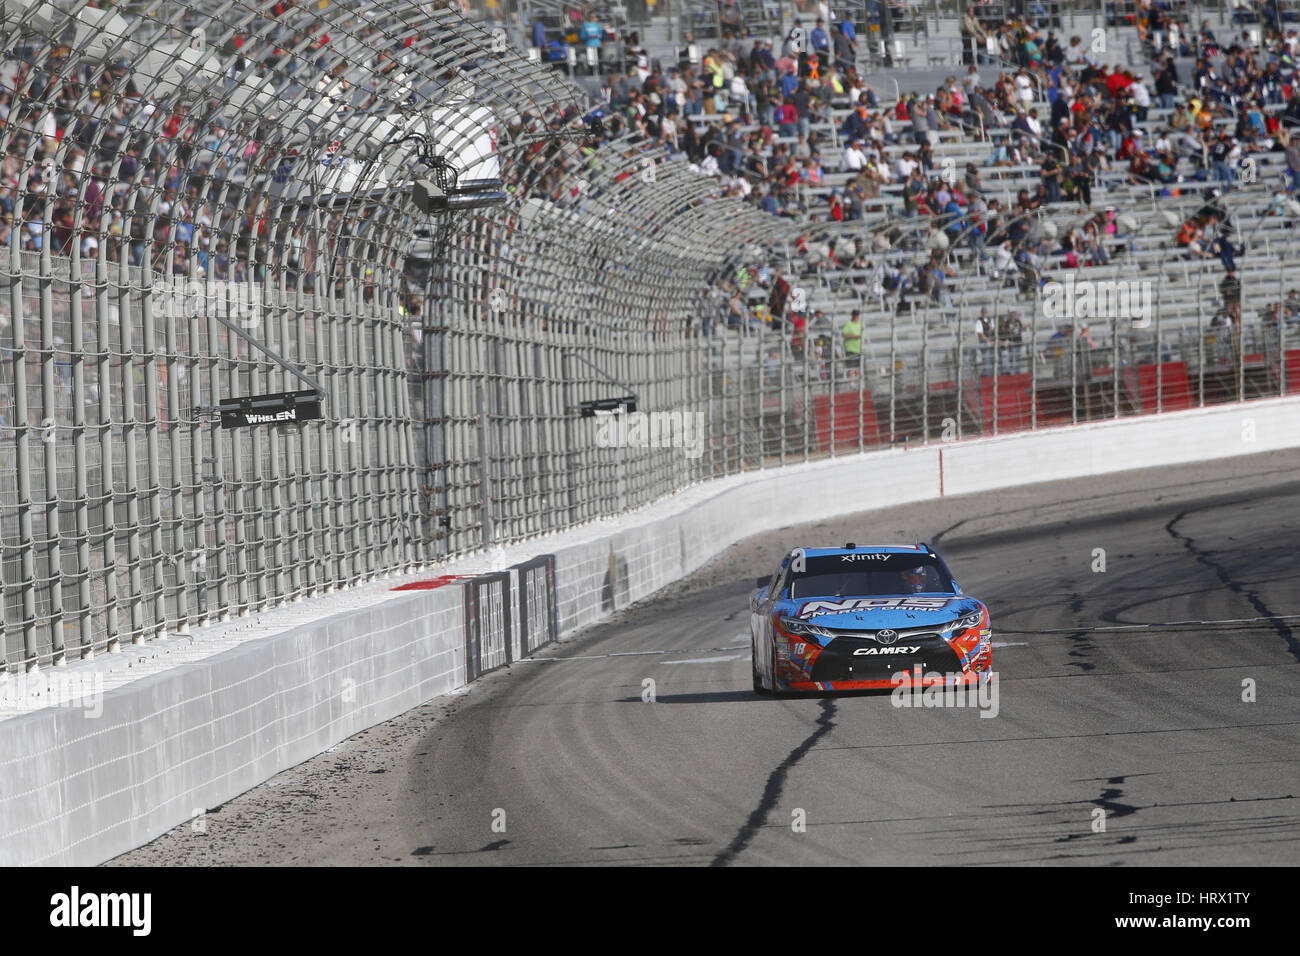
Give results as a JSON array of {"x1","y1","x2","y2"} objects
[{"x1": 752, "y1": 637, "x2": 771, "y2": 695}]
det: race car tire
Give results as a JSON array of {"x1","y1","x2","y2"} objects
[
  {"x1": 769, "y1": 645, "x2": 787, "y2": 697},
  {"x1": 752, "y1": 637, "x2": 771, "y2": 695}
]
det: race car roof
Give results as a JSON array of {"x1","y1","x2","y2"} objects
[{"x1": 796, "y1": 544, "x2": 932, "y2": 558}]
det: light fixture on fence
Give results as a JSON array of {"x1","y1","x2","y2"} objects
[
  {"x1": 413, "y1": 176, "x2": 508, "y2": 213},
  {"x1": 392, "y1": 121, "x2": 509, "y2": 215}
]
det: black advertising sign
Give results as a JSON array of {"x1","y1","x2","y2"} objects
[{"x1": 219, "y1": 390, "x2": 324, "y2": 428}]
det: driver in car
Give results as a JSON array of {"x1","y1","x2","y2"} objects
[{"x1": 900, "y1": 566, "x2": 931, "y2": 593}]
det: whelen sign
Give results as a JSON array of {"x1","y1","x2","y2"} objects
[{"x1": 219, "y1": 390, "x2": 324, "y2": 428}]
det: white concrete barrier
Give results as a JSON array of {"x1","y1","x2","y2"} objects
[
  {"x1": 2, "y1": 396, "x2": 1296, "y2": 865},
  {"x1": 0, "y1": 585, "x2": 464, "y2": 865}
]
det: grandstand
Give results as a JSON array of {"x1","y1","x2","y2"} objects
[{"x1": 497, "y1": 0, "x2": 1300, "y2": 453}]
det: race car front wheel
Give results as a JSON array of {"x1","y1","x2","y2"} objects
[{"x1": 768, "y1": 644, "x2": 787, "y2": 697}]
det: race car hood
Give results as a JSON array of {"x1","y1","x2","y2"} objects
[{"x1": 781, "y1": 594, "x2": 982, "y2": 631}]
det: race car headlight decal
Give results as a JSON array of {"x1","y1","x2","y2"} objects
[
  {"x1": 775, "y1": 615, "x2": 830, "y2": 640},
  {"x1": 940, "y1": 609, "x2": 986, "y2": 636}
]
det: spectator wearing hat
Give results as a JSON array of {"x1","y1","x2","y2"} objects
[
  {"x1": 779, "y1": 63, "x2": 800, "y2": 98},
  {"x1": 1129, "y1": 73, "x2": 1151, "y2": 121},
  {"x1": 811, "y1": 19, "x2": 831, "y2": 59},
  {"x1": 1047, "y1": 323, "x2": 1073, "y2": 378},
  {"x1": 1208, "y1": 224, "x2": 1238, "y2": 272},
  {"x1": 902, "y1": 166, "x2": 926, "y2": 217},
  {"x1": 1209, "y1": 131, "x2": 1235, "y2": 188},
  {"x1": 833, "y1": 22, "x2": 855, "y2": 73}
]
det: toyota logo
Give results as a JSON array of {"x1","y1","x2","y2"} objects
[{"x1": 876, "y1": 629, "x2": 899, "y2": 645}]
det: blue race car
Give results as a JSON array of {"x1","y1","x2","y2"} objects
[{"x1": 750, "y1": 543, "x2": 992, "y2": 695}]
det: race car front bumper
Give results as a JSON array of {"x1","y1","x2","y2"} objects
[
  {"x1": 774, "y1": 630, "x2": 992, "y2": 691},
  {"x1": 774, "y1": 668, "x2": 991, "y2": 693}
]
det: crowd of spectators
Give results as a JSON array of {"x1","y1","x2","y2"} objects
[
  {"x1": 594, "y1": 0, "x2": 1300, "y2": 363},
  {"x1": 0, "y1": 11, "x2": 447, "y2": 292},
  {"x1": 6, "y1": 0, "x2": 1300, "y2": 374}
]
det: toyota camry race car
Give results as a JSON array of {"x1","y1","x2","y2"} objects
[{"x1": 750, "y1": 544, "x2": 992, "y2": 695}]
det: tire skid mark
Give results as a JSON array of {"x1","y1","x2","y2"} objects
[
  {"x1": 1095, "y1": 775, "x2": 1141, "y2": 822},
  {"x1": 1166, "y1": 508, "x2": 1300, "y2": 663},
  {"x1": 710, "y1": 699, "x2": 837, "y2": 867}
]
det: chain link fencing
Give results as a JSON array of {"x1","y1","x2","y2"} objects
[{"x1": 2, "y1": 0, "x2": 1295, "y2": 674}]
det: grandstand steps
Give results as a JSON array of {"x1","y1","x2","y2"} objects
[
  {"x1": 1275, "y1": 349, "x2": 1300, "y2": 395},
  {"x1": 811, "y1": 388, "x2": 882, "y2": 450},
  {"x1": 881, "y1": 383, "x2": 975, "y2": 442},
  {"x1": 1122, "y1": 361, "x2": 1195, "y2": 414}
]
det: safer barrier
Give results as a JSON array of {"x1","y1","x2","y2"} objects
[
  {"x1": 513, "y1": 554, "x2": 558, "y2": 658},
  {"x1": 462, "y1": 571, "x2": 511, "y2": 682}
]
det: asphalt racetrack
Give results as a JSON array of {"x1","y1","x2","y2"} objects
[{"x1": 112, "y1": 449, "x2": 1300, "y2": 866}]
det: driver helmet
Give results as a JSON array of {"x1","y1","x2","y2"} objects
[{"x1": 901, "y1": 566, "x2": 929, "y2": 593}]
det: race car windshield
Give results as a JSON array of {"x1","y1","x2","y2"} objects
[{"x1": 787, "y1": 554, "x2": 955, "y2": 598}]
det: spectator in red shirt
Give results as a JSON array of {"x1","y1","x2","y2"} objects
[
  {"x1": 1116, "y1": 130, "x2": 1141, "y2": 160},
  {"x1": 788, "y1": 310, "x2": 807, "y2": 358},
  {"x1": 1105, "y1": 68, "x2": 1133, "y2": 98}
]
